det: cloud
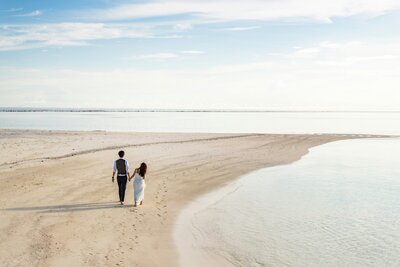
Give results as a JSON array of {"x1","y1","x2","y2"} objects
[
  {"x1": 126, "y1": 50, "x2": 204, "y2": 60},
  {"x1": 319, "y1": 41, "x2": 361, "y2": 49},
  {"x1": 87, "y1": 0, "x2": 400, "y2": 23},
  {"x1": 173, "y1": 23, "x2": 192, "y2": 31},
  {"x1": 290, "y1": 47, "x2": 321, "y2": 58},
  {"x1": 138, "y1": 53, "x2": 179, "y2": 59},
  {"x1": 1, "y1": 39, "x2": 400, "y2": 110},
  {"x1": 316, "y1": 55, "x2": 400, "y2": 66},
  {"x1": 207, "y1": 62, "x2": 274, "y2": 74},
  {"x1": 14, "y1": 10, "x2": 43, "y2": 17},
  {"x1": 0, "y1": 20, "x2": 204, "y2": 51},
  {"x1": 1, "y1": 8, "x2": 23, "y2": 13},
  {"x1": 2, "y1": 1, "x2": 399, "y2": 52},
  {"x1": 0, "y1": 23, "x2": 150, "y2": 51},
  {"x1": 180, "y1": 50, "x2": 204, "y2": 54},
  {"x1": 294, "y1": 41, "x2": 400, "y2": 66},
  {"x1": 137, "y1": 50, "x2": 205, "y2": 58},
  {"x1": 217, "y1": 26, "x2": 260, "y2": 31}
]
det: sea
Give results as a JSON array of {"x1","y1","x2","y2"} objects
[
  {"x1": 174, "y1": 138, "x2": 400, "y2": 267},
  {"x1": 0, "y1": 110, "x2": 400, "y2": 135},
  {"x1": 1, "y1": 110, "x2": 400, "y2": 266}
]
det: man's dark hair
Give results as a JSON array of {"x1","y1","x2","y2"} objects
[{"x1": 118, "y1": 150, "x2": 125, "y2": 158}]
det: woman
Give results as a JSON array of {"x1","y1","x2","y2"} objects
[{"x1": 129, "y1": 162, "x2": 147, "y2": 207}]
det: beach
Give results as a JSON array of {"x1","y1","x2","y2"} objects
[
  {"x1": 2, "y1": 0, "x2": 399, "y2": 265},
  {"x1": 0, "y1": 129, "x2": 369, "y2": 266}
]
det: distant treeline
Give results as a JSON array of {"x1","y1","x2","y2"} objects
[
  {"x1": 0, "y1": 108, "x2": 266, "y2": 112},
  {"x1": 0, "y1": 108, "x2": 398, "y2": 113},
  {"x1": 0, "y1": 108, "x2": 261, "y2": 112}
]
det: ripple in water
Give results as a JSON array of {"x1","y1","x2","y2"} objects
[{"x1": 175, "y1": 138, "x2": 400, "y2": 267}]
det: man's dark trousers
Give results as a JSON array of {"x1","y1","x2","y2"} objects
[{"x1": 117, "y1": 175, "x2": 128, "y2": 202}]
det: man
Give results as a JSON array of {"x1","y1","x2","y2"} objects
[{"x1": 112, "y1": 150, "x2": 130, "y2": 205}]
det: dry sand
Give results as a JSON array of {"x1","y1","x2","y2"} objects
[{"x1": 0, "y1": 130, "x2": 372, "y2": 266}]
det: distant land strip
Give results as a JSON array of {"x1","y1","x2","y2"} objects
[{"x1": 1, "y1": 108, "x2": 399, "y2": 113}]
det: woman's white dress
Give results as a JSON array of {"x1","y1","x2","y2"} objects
[{"x1": 133, "y1": 173, "x2": 146, "y2": 203}]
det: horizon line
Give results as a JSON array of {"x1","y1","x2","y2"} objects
[{"x1": 1, "y1": 107, "x2": 400, "y2": 113}]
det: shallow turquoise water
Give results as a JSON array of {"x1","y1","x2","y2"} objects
[{"x1": 175, "y1": 138, "x2": 400, "y2": 267}]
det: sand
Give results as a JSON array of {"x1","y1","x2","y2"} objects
[{"x1": 0, "y1": 130, "x2": 372, "y2": 266}]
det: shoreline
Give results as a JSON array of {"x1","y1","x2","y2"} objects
[{"x1": 0, "y1": 129, "x2": 381, "y2": 266}]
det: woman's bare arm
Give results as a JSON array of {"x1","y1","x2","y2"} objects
[{"x1": 130, "y1": 168, "x2": 139, "y2": 179}]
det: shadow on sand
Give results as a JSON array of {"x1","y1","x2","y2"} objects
[{"x1": 2, "y1": 201, "x2": 133, "y2": 213}]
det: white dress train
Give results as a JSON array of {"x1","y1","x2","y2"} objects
[{"x1": 133, "y1": 173, "x2": 146, "y2": 203}]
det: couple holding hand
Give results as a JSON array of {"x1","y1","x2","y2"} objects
[{"x1": 112, "y1": 150, "x2": 147, "y2": 207}]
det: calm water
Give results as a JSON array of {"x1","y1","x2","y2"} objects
[
  {"x1": 175, "y1": 138, "x2": 400, "y2": 267},
  {"x1": 1, "y1": 111, "x2": 400, "y2": 134}
]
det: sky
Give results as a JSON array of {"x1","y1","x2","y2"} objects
[{"x1": 0, "y1": 0, "x2": 400, "y2": 110}]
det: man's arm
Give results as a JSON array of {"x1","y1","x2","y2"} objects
[{"x1": 112, "y1": 161, "x2": 116, "y2": 183}]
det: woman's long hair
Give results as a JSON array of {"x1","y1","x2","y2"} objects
[{"x1": 139, "y1": 162, "x2": 147, "y2": 178}]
